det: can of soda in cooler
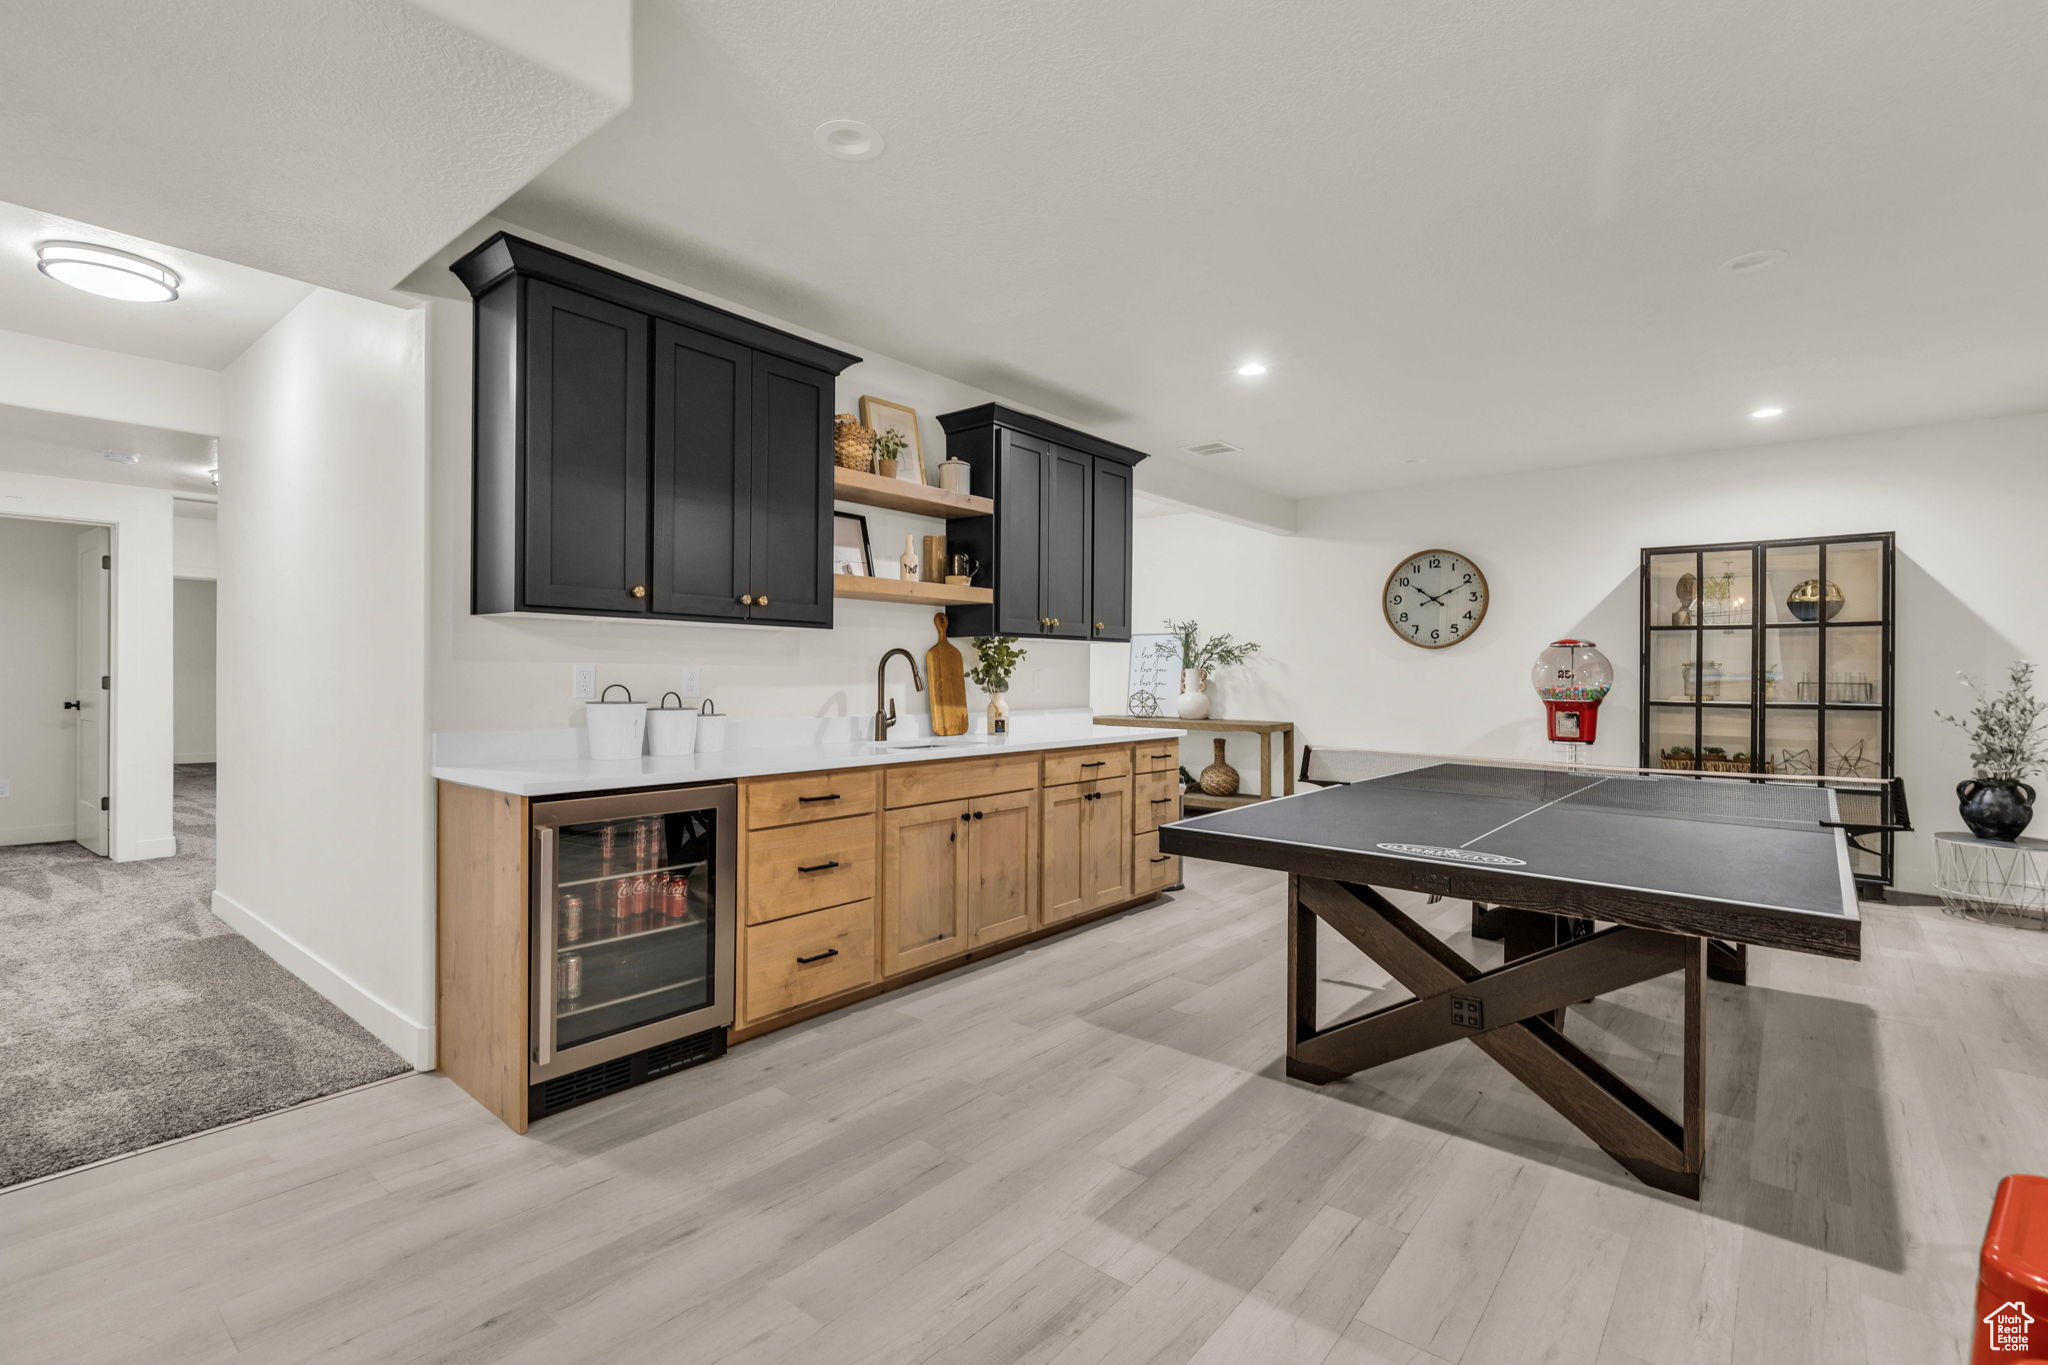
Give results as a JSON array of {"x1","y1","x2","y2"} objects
[
  {"x1": 560, "y1": 893, "x2": 585, "y2": 943},
  {"x1": 558, "y1": 953, "x2": 583, "y2": 1001}
]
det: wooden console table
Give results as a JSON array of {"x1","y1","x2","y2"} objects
[{"x1": 1092, "y1": 716, "x2": 1297, "y2": 812}]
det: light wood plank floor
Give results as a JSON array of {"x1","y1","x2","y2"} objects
[{"x1": 5, "y1": 860, "x2": 2045, "y2": 1364}]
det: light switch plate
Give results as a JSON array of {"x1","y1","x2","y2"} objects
[
  {"x1": 680, "y1": 667, "x2": 701, "y2": 698},
  {"x1": 571, "y1": 664, "x2": 596, "y2": 700}
]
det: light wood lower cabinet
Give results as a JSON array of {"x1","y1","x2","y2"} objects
[
  {"x1": 742, "y1": 899, "x2": 876, "y2": 1025},
  {"x1": 1043, "y1": 775, "x2": 1133, "y2": 925},
  {"x1": 1134, "y1": 829, "x2": 1179, "y2": 896},
  {"x1": 883, "y1": 787, "x2": 1041, "y2": 974}
]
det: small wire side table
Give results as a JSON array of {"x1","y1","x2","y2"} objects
[{"x1": 1934, "y1": 831, "x2": 2048, "y2": 928}]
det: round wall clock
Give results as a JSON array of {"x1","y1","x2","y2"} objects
[{"x1": 1383, "y1": 549, "x2": 1489, "y2": 648}]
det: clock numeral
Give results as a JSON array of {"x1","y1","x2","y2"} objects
[
  {"x1": 1430, "y1": 629, "x2": 1441, "y2": 641},
  {"x1": 1398, "y1": 612, "x2": 1409, "y2": 622},
  {"x1": 1469, "y1": 592, "x2": 1479, "y2": 602},
  {"x1": 1410, "y1": 624, "x2": 1421, "y2": 636},
  {"x1": 1398, "y1": 576, "x2": 1412, "y2": 587},
  {"x1": 1427, "y1": 557, "x2": 1441, "y2": 569},
  {"x1": 1464, "y1": 611, "x2": 1474, "y2": 621},
  {"x1": 1391, "y1": 594, "x2": 1403, "y2": 604},
  {"x1": 1462, "y1": 572, "x2": 1474, "y2": 584},
  {"x1": 1449, "y1": 623, "x2": 1459, "y2": 634}
]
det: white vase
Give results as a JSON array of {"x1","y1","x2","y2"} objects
[
  {"x1": 986, "y1": 689, "x2": 1010, "y2": 736},
  {"x1": 1176, "y1": 668, "x2": 1212, "y2": 720}
]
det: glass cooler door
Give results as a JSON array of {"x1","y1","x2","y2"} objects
[{"x1": 531, "y1": 784, "x2": 736, "y2": 1081}]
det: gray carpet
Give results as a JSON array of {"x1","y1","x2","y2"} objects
[{"x1": 0, "y1": 765, "x2": 410, "y2": 1186}]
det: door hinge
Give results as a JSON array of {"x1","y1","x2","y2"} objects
[
  {"x1": 101, "y1": 554, "x2": 110, "y2": 570},
  {"x1": 100, "y1": 796, "x2": 109, "y2": 811}
]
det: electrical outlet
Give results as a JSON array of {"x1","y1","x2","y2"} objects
[
  {"x1": 680, "y1": 667, "x2": 701, "y2": 698},
  {"x1": 571, "y1": 664, "x2": 596, "y2": 700}
]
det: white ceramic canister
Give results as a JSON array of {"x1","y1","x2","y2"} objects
[
  {"x1": 586, "y1": 684, "x2": 648, "y2": 760},
  {"x1": 694, "y1": 697, "x2": 727, "y2": 753},
  {"x1": 646, "y1": 692, "x2": 700, "y2": 757}
]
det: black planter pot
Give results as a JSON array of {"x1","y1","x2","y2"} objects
[{"x1": 1957, "y1": 778, "x2": 2036, "y2": 842}]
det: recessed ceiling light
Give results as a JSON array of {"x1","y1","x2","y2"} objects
[
  {"x1": 814, "y1": 119, "x2": 885, "y2": 161},
  {"x1": 1749, "y1": 406, "x2": 1785, "y2": 420},
  {"x1": 1235, "y1": 361, "x2": 1267, "y2": 377},
  {"x1": 37, "y1": 241, "x2": 180, "y2": 302},
  {"x1": 101, "y1": 451, "x2": 142, "y2": 464},
  {"x1": 1722, "y1": 249, "x2": 1788, "y2": 276}
]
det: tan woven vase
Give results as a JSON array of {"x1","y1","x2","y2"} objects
[{"x1": 834, "y1": 413, "x2": 876, "y2": 471}]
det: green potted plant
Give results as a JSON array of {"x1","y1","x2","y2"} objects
[
  {"x1": 968, "y1": 636, "x2": 1026, "y2": 736},
  {"x1": 1937, "y1": 662, "x2": 2044, "y2": 840},
  {"x1": 1164, "y1": 619, "x2": 1261, "y2": 720},
  {"x1": 873, "y1": 428, "x2": 907, "y2": 480}
]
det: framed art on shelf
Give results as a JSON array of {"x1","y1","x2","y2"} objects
[
  {"x1": 832, "y1": 511, "x2": 873, "y2": 576},
  {"x1": 859, "y1": 396, "x2": 925, "y2": 485}
]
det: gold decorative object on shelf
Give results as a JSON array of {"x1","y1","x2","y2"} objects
[
  {"x1": 1199, "y1": 739, "x2": 1240, "y2": 796},
  {"x1": 833, "y1": 413, "x2": 876, "y2": 471},
  {"x1": 1785, "y1": 577, "x2": 1845, "y2": 622}
]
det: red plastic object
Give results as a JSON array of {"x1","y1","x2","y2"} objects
[{"x1": 1976, "y1": 1175, "x2": 2048, "y2": 1363}]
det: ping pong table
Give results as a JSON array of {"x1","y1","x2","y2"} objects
[{"x1": 1158, "y1": 754, "x2": 1874, "y2": 1199}]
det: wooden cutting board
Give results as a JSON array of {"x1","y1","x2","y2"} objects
[{"x1": 925, "y1": 612, "x2": 968, "y2": 736}]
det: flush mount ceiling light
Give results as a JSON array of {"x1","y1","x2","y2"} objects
[
  {"x1": 37, "y1": 241, "x2": 181, "y2": 302},
  {"x1": 1234, "y1": 361, "x2": 1267, "y2": 377},
  {"x1": 1750, "y1": 406, "x2": 1785, "y2": 420},
  {"x1": 101, "y1": 451, "x2": 142, "y2": 464},
  {"x1": 1722, "y1": 249, "x2": 1788, "y2": 276},
  {"x1": 814, "y1": 119, "x2": 885, "y2": 161}
]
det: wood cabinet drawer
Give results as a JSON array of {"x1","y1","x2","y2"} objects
[
  {"x1": 885, "y1": 753, "x2": 1040, "y2": 809},
  {"x1": 743, "y1": 899, "x2": 876, "y2": 1024},
  {"x1": 1133, "y1": 739, "x2": 1181, "y2": 774},
  {"x1": 1133, "y1": 769, "x2": 1181, "y2": 834},
  {"x1": 746, "y1": 770, "x2": 880, "y2": 829},
  {"x1": 1135, "y1": 830, "x2": 1179, "y2": 896},
  {"x1": 1042, "y1": 745, "x2": 1132, "y2": 787},
  {"x1": 745, "y1": 814, "x2": 876, "y2": 925}
]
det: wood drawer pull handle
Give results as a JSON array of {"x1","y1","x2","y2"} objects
[
  {"x1": 796, "y1": 860, "x2": 841, "y2": 873},
  {"x1": 796, "y1": 793, "x2": 841, "y2": 803},
  {"x1": 1150, "y1": 855, "x2": 1172, "y2": 864},
  {"x1": 795, "y1": 948, "x2": 840, "y2": 965}
]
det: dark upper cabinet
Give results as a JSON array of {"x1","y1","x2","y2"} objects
[
  {"x1": 1088, "y1": 457, "x2": 1133, "y2": 641},
  {"x1": 938, "y1": 406, "x2": 1149, "y2": 642},
  {"x1": 454, "y1": 233, "x2": 859, "y2": 625},
  {"x1": 519, "y1": 281, "x2": 651, "y2": 614}
]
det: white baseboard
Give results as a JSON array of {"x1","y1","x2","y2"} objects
[
  {"x1": 0, "y1": 822, "x2": 78, "y2": 846},
  {"x1": 210, "y1": 889, "x2": 434, "y2": 1069},
  {"x1": 175, "y1": 752, "x2": 217, "y2": 765}
]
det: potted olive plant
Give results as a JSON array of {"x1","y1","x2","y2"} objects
[
  {"x1": 873, "y1": 428, "x2": 907, "y2": 480},
  {"x1": 1165, "y1": 619, "x2": 1262, "y2": 720},
  {"x1": 1938, "y1": 662, "x2": 2044, "y2": 841},
  {"x1": 968, "y1": 636, "x2": 1026, "y2": 736}
]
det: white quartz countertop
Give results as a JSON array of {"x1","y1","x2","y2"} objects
[{"x1": 432, "y1": 719, "x2": 1187, "y2": 799}]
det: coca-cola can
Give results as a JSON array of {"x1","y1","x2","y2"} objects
[
  {"x1": 560, "y1": 894, "x2": 585, "y2": 943},
  {"x1": 598, "y1": 822, "x2": 618, "y2": 859},
  {"x1": 630, "y1": 875, "x2": 651, "y2": 921},
  {"x1": 558, "y1": 953, "x2": 583, "y2": 1000},
  {"x1": 612, "y1": 879, "x2": 635, "y2": 928},
  {"x1": 633, "y1": 818, "x2": 653, "y2": 861},
  {"x1": 664, "y1": 876, "x2": 691, "y2": 922}
]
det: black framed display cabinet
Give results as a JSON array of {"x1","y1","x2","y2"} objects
[
  {"x1": 453, "y1": 233, "x2": 861, "y2": 627},
  {"x1": 1639, "y1": 532, "x2": 1897, "y2": 888},
  {"x1": 936, "y1": 404, "x2": 1145, "y2": 642}
]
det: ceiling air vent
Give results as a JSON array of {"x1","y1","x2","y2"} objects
[{"x1": 1181, "y1": 441, "x2": 1242, "y2": 457}]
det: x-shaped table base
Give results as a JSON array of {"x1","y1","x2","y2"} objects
[{"x1": 1288, "y1": 876, "x2": 1707, "y2": 1199}]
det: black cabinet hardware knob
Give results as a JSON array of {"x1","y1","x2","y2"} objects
[
  {"x1": 796, "y1": 860, "x2": 840, "y2": 873},
  {"x1": 960, "y1": 812, "x2": 972, "y2": 822},
  {"x1": 63, "y1": 700, "x2": 82, "y2": 710},
  {"x1": 972, "y1": 811, "x2": 984, "y2": 820},
  {"x1": 795, "y1": 948, "x2": 840, "y2": 965},
  {"x1": 797, "y1": 794, "x2": 841, "y2": 803},
  {"x1": 1151, "y1": 797, "x2": 1172, "y2": 805},
  {"x1": 1149, "y1": 752, "x2": 1171, "y2": 759}
]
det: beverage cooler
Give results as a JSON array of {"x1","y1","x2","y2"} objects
[{"x1": 530, "y1": 784, "x2": 736, "y2": 1110}]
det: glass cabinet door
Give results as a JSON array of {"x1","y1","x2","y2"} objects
[{"x1": 542, "y1": 802, "x2": 723, "y2": 1055}]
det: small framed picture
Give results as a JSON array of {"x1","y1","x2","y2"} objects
[
  {"x1": 859, "y1": 396, "x2": 924, "y2": 485},
  {"x1": 832, "y1": 511, "x2": 872, "y2": 576}
]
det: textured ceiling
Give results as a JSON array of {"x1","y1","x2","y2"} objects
[
  {"x1": 0, "y1": 199, "x2": 313, "y2": 369},
  {"x1": 0, "y1": 0, "x2": 628, "y2": 298},
  {"x1": 505, "y1": 0, "x2": 2048, "y2": 500}
]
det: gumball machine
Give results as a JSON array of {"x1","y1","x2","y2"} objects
[{"x1": 1532, "y1": 639, "x2": 1613, "y2": 746}]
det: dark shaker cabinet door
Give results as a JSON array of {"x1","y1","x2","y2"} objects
[
  {"x1": 994, "y1": 433, "x2": 1049, "y2": 636},
  {"x1": 1040, "y1": 445, "x2": 1092, "y2": 638},
  {"x1": 1088, "y1": 457, "x2": 1133, "y2": 641},
  {"x1": 748, "y1": 357, "x2": 833, "y2": 626},
  {"x1": 521, "y1": 281, "x2": 650, "y2": 613},
  {"x1": 651, "y1": 323, "x2": 751, "y2": 619}
]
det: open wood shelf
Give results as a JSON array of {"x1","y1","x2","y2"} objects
[
  {"x1": 833, "y1": 576, "x2": 994, "y2": 607},
  {"x1": 1181, "y1": 790, "x2": 1270, "y2": 811},
  {"x1": 833, "y1": 467, "x2": 994, "y2": 519}
]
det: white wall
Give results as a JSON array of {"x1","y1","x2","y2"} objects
[
  {"x1": 172, "y1": 512, "x2": 218, "y2": 579},
  {"x1": 172, "y1": 578, "x2": 216, "y2": 764},
  {"x1": 421, "y1": 221, "x2": 1093, "y2": 738},
  {"x1": 0, "y1": 517, "x2": 81, "y2": 844},
  {"x1": 215, "y1": 289, "x2": 432, "y2": 1066},
  {"x1": 0, "y1": 472, "x2": 176, "y2": 860},
  {"x1": 1097, "y1": 412, "x2": 2048, "y2": 894},
  {"x1": 0, "y1": 327, "x2": 220, "y2": 436}
]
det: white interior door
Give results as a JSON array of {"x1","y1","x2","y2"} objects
[{"x1": 74, "y1": 527, "x2": 110, "y2": 855}]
